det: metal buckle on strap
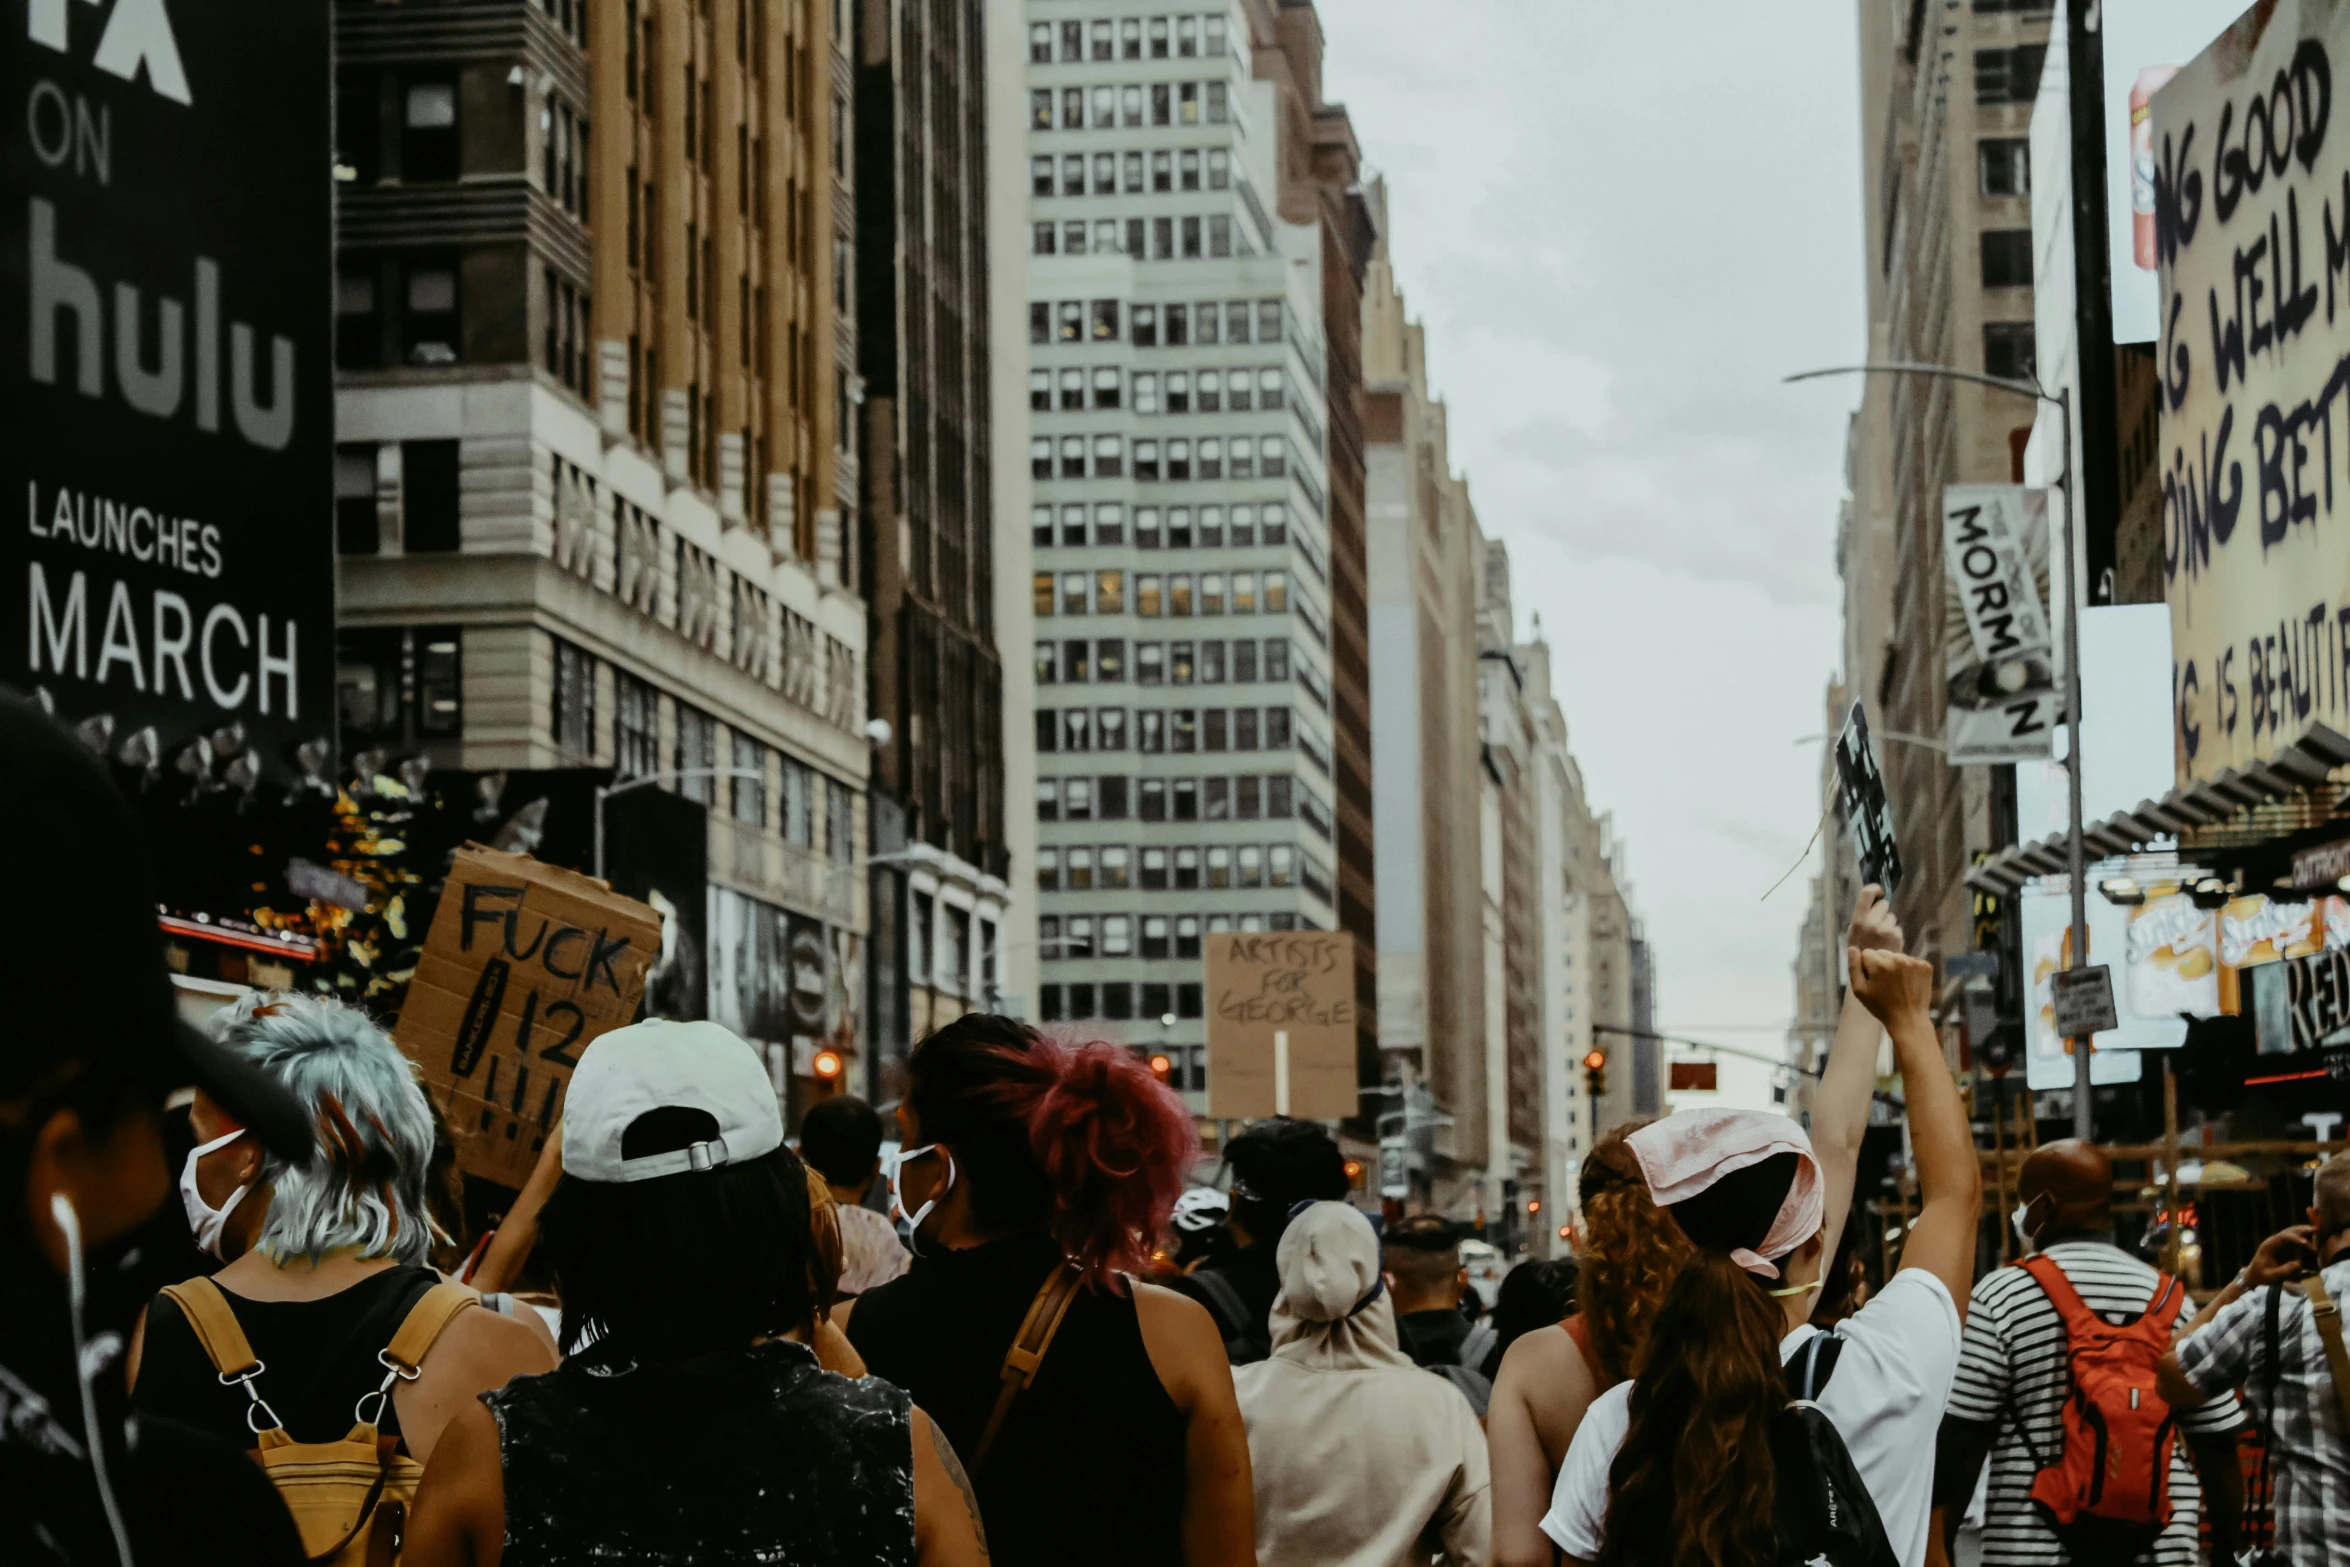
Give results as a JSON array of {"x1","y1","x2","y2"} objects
[
  {"x1": 219, "y1": 1363, "x2": 286, "y2": 1435},
  {"x1": 354, "y1": 1349, "x2": 420, "y2": 1428}
]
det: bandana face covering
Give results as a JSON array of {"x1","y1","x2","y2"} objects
[{"x1": 178, "y1": 1129, "x2": 252, "y2": 1260}]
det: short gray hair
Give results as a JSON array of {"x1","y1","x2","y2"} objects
[
  {"x1": 2318, "y1": 1151, "x2": 2350, "y2": 1234},
  {"x1": 212, "y1": 993, "x2": 441, "y2": 1266}
]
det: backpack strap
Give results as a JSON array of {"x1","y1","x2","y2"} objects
[
  {"x1": 159, "y1": 1278, "x2": 286, "y2": 1437},
  {"x1": 1787, "y1": 1328, "x2": 1844, "y2": 1402},
  {"x1": 2264, "y1": 1280, "x2": 2287, "y2": 1390},
  {"x1": 2020, "y1": 1253, "x2": 2101, "y2": 1332},
  {"x1": 2300, "y1": 1272, "x2": 2350, "y2": 1431},
  {"x1": 970, "y1": 1262, "x2": 1082, "y2": 1473},
  {"x1": 385, "y1": 1283, "x2": 477, "y2": 1377},
  {"x1": 354, "y1": 1282, "x2": 478, "y2": 1431}
]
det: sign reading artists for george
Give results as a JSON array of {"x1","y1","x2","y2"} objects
[
  {"x1": 2154, "y1": 3, "x2": 2350, "y2": 786},
  {"x1": 398, "y1": 847, "x2": 664, "y2": 1187},
  {"x1": 1942, "y1": 486, "x2": 2059, "y2": 763},
  {"x1": 1204, "y1": 930, "x2": 1357, "y2": 1120},
  {"x1": 2, "y1": 1, "x2": 333, "y2": 772},
  {"x1": 1834, "y1": 702, "x2": 1904, "y2": 896}
]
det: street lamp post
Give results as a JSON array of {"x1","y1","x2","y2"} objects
[{"x1": 1785, "y1": 360, "x2": 2092, "y2": 1140}]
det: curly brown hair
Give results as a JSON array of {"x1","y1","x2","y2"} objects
[{"x1": 1574, "y1": 1120, "x2": 1690, "y2": 1384}]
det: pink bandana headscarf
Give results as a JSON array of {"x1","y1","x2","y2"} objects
[{"x1": 1626, "y1": 1108, "x2": 1824, "y2": 1279}]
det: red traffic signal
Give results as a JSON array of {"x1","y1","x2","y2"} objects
[
  {"x1": 1582, "y1": 1048, "x2": 1607, "y2": 1072},
  {"x1": 812, "y1": 1049, "x2": 844, "y2": 1081},
  {"x1": 1148, "y1": 1053, "x2": 1174, "y2": 1079}
]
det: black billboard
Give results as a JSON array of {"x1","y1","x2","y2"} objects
[{"x1": 4, "y1": 0, "x2": 334, "y2": 775}]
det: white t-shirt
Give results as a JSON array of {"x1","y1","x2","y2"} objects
[{"x1": 1541, "y1": 1268, "x2": 1961, "y2": 1566}]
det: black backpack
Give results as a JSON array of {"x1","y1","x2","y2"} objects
[
  {"x1": 1185, "y1": 1267, "x2": 1271, "y2": 1365},
  {"x1": 1771, "y1": 1331, "x2": 1902, "y2": 1567}
]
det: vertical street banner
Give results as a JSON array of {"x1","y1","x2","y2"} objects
[
  {"x1": 1204, "y1": 930, "x2": 1356, "y2": 1119},
  {"x1": 2, "y1": 1, "x2": 334, "y2": 772},
  {"x1": 1942, "y1": 486, "x2": 2059, "y2": 762},
  {"x1": 2154, "y1": 2, "x2": 2350, "y2": 785},
  {"x1": 398, "y1": 848, "x2": 664, "y2": 1187}
]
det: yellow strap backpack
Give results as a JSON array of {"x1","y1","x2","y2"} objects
[{"x1": 157, "y1": 1277, "x2": 476, "y2": 1566}]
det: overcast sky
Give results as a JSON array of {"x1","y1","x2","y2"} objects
[{"x1": 1318, "y1": 1, "x2": 1868, "y2": 1107}]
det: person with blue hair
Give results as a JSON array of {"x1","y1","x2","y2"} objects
[{"x1": 128, "y1": 993, "x2": 553, "y2": 1474}]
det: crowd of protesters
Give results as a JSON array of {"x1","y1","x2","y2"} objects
[{"x1": 8, "y1": 685, "x2": 2350, "y2": 1567}]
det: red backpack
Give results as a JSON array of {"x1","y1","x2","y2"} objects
[{"x1": 2018, "y1": 1254, "x2": 2187, "y2": 1560}]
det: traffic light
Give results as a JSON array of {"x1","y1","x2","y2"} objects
[
  {"x1": 1148, "y1": 1053, "x2": 1174, "y2": 1082},
  {"x1": 1343, "y1": 1158, "x2": 1365, "y2": 1186},
  {"x1": 1583, "y1": 1047, "x2": 1608, "y2": 1099},
  {"x1": 812, "y1": 1048, "x2": 845, "y2": 1084}
]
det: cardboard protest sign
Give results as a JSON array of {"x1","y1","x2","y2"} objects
[
  {"x1": 1205, "y1": 931, "x2": 1356, "y2": 1119},
  {"x1": 399, "y1": 846, "x2": 663, "y2": 1186},
  {"x1": 1835, "y1": 702, "x2": 1903, "y2": 896}
]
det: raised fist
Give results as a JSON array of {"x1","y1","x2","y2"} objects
[{"x1": 1848, "y1": 947, "x2": 1933, "y2": 1025}]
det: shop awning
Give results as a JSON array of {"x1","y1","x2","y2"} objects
[{"x1": 1965, "y1": 724, "x2": 2350, "y2": 897}]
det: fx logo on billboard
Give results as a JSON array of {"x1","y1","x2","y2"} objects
[{"x1": 27, "y1": 0, "x2": 191, "y2": 106}]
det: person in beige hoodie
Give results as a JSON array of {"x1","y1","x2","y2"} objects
[{"x1": 1233, "y1": 1200, "x2": 1491, "y2": 1567}]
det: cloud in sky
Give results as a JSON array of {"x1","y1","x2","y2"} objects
[{"x1": 1317, "y1": 0, "x2": 1867, "y2": 1089}]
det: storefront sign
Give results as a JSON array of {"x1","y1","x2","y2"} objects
[
  {"x1": 1942, "y1": 486, "x2": 2059, "y2": 762},
  {"x1": 399, "y1": 847, "x2": 663, "y2": 1186},
  {"x1": 3, "y1": 1, "x2": 333, "y2": 772},
  {"x1": 2286, "y1": 945, "x2": 2350, "y2": 1050},
  {"x1": 2156, "y1": 3, "x2": 2350, "y2": 785},
  {"x1": 2292, "y1": 837, "x2": 2350, "y2": 892},
  {"x1": 1205, "y1": 930, "x2": 1356, "y2": 1118}
]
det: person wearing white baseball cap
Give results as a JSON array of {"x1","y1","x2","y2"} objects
[{"x1": 402, "y1": 1018, "x2": 987, "y2": 1567}]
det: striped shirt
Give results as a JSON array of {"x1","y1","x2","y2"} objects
[{"x1": 1946, "y1": 1242, "x2": 2246, "y2": 1567}]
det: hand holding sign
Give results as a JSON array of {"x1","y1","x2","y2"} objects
[{"x1": 397, "y1": 845, "x2": 662, "y2": 1187}]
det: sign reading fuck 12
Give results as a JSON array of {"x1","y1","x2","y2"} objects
[{"x1": 2, "y1": 0, "x2": 333, "y2": 773}]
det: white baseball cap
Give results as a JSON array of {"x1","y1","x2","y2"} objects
[{"x1": 563, "y1": 1019, "x2": 786, "y2": 1183}]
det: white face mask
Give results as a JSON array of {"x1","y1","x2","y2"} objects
[
  {"x1": 890, "y1": 1143, "x2": 955, "y2": 1244},
  {"x1": 2012, "y1": 1202, "x2": 2036, "y2": 1253},
  {"x1": 180, "y1": 1128, "x2": 253, "y2": 1259}
]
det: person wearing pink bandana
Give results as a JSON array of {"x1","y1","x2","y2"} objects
[{"x1": 1540, "y1": 946, "x2": 1981, "y2": 1567}]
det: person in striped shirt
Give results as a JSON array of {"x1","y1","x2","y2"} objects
[{"x1": 1930, "y1": 1140, "x2": 2245, "y2": 1567}]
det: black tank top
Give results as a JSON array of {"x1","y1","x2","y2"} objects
[
  {"x1": 486, "y1": 1338, "x2": 915, "y2": 1567},
  {"x1": 847, "y1": 1230, "x2": 1187, "y2": 1567},
  {"x1": 132, "y1": 1265, "x2": 442, "y2": 1446}
]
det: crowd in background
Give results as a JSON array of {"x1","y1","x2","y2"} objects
[{"x1": 7, "y1": 686, "x2": 2350, "y2": 1567}]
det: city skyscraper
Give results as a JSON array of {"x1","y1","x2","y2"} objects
[
  {"x1": 332, "y1": 0, "x2": 875, "y2": 1103},
  {"x1": 1020, "y1": 2, "x2": 1366, "y2": 1099}
]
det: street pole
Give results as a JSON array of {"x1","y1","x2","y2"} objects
[
  {"x1": 2058, "y1": 386, "x2": 2092, "y2": 1140},
  {"x1": 1785, "y1": 361, "x2": 2093, "y2": 1140}
]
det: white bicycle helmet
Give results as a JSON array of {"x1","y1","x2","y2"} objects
[{"x1": 1171, "y1": 1186, "x2": 1231, "y2": 1234}]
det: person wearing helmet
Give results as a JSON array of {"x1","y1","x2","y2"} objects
[{"x1": 1169, "y1": 1187, "x2": 1233, "y2": 1275}]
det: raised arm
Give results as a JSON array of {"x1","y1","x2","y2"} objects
[
  {"x1": 1848, "y1": 948, "x2": 1982, "y2": 1313},
  {"x1": 1811, "y1": 887, "x2": 1902, "y2": 1284}
]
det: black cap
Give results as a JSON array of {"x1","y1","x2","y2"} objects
[
  {"x1": 1384, "y1": 1213, "x2": 1464, "y2": 1252},
  {"x1": 0, "y1": 692, "x2": 311, "y2": 1160}
]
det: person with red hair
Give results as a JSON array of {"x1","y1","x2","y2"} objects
[{"x1": 842, "y1": 1015, "x2": 1255, "y2": 1567}]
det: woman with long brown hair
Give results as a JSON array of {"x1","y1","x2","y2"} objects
[
  {"x1": 1540, "y1": 950, "x2": 1980, "y2": 1567},
  {"x1": 1488, "y1": 1124, "x2": 1687, "y2": 1567}
]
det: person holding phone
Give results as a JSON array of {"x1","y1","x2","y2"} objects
[{"x1": 2160, "y1": 1152, "x2": 2350, "y2": 1566}]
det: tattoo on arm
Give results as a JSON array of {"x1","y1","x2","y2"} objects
[{"x1": 929, "y1": 1419, "x2": 989, "y2": 1560}]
